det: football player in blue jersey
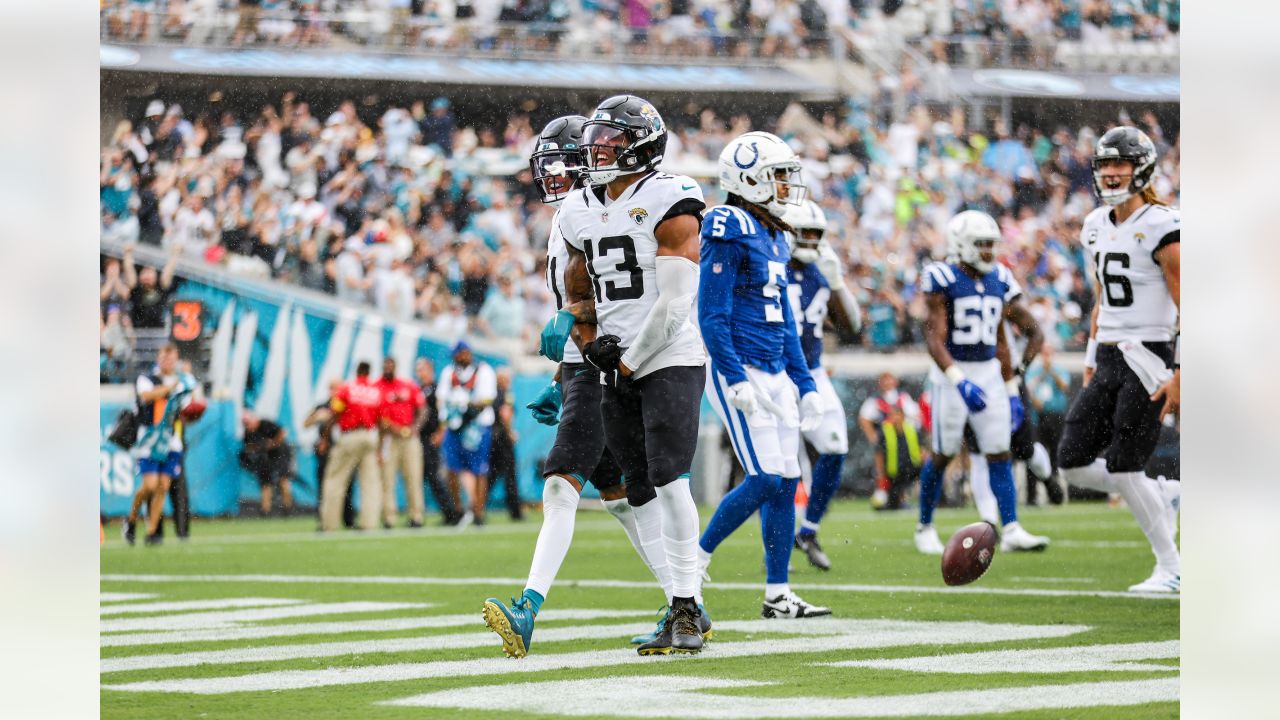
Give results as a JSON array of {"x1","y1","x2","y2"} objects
[
  {"x1": 914, "y1": 210, "x2": 1051, "y2": 555},
  {"x1": 779, "y1": 199, "x2": 862, "y2": 571},
  {"x1": 696, "y1": 132, "x2": 832, "y2": 618}
]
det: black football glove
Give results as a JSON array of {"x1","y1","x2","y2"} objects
[{"x1": 583, "y1": 335, "x2": 624, "y2": 373}]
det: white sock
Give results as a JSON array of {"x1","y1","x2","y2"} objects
[
  {"x1": 602, "y1": 497, "x2": 673, "y2": 601},
  {"x1": 656, "y1": 477, "x2": 701, "y2": 600},
  {"x1": 1115, "y1": 471, "x2": 1180, "y2": 575},
  {"x1": 799, "y1": 518, "x2": 820, "y2": 533},
  {"x1": 1062, "y1": 458, "x2": 1118, "y2": 494},
  {"x1": 969, "y1": 455, "x2": 999, "y2": 526},
  {"x1": 1153, "y1": 476, "x2": 1180, "y2": 541},
  {"x1": 524, "y1": 476, "x2": 579, "y2": 599},
  {"x1": 765, "y1": 583, "x2": 790, "y2": 599},
  {"x1": 631, "y1": 497, "x2": 674, "y2": 603},
  {"x1": 1029, "y1": 442, "x2": 1053, "y2": 480}
]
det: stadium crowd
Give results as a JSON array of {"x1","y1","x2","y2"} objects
[
  {"x1": 99, "y1": 90, "x2": 1179, "y2": 367},
  {"x1": 100, "y1": 0, "x2": 1180, "y2": 61}
]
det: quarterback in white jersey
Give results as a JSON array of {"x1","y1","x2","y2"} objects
[
  {"x1": 1058, "y1": 126, "x2": 1182, "y2": 594},
  {"x1": 560, "y1": 95, "x2": 709, "y2": 656}
]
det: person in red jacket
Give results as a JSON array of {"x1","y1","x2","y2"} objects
[
  {"x1": 377, "y1": 357, "x2": 427, "y2": 528},
  {"x1": 319, "y1": 361, "x2": 382, "y2": 531}
]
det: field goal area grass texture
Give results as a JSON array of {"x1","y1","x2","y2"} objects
[{"x1": 100, "y1": 503, "x2": 1179, "y2": 719}]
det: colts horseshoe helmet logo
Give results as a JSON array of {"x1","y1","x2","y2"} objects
[
  {"x1": 628, "y1": 208, "x2": 648, "y2": 225},
  {"x1": 733, "y1": 142, "x2": 760, "y2": 169}
]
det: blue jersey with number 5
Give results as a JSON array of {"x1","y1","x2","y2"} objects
[
  {"x1": 698, "y1": 206, "x2": 815, "y2": 395},
  {"x1": 920, "y1": 261, "x2": 1021, "y2": 362}
]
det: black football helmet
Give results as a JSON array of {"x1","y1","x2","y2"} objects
[
  {"x1": 581, "y1": 95, "x2": 667, "y2": 185},
  {"x1": 1091, "y1": 126, "x2": 1158, "y2": 206},
  {"x1": 530, "y1": 114, "x2": 588, "y2": 205}
]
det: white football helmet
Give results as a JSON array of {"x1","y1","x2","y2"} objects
[
  {"x1": 782, "y1": 199, "x2": 826, "y2": 264},
  {"x1": 946, "y1": 210, "x2": 1000, "y2": 274},
  {"x1": 718, "y1": 131, "x2": 806, "y2": 218}
]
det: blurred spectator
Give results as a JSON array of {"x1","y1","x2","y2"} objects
[
  {"x1": 100, "y1": 304, "x2": 135, "y2": 383},
  {"x1": 873, "y1": 404, "x2": 923, "y2": 510},
  {"x1": 858, "y1": 371, "x2": 922, "y2": 443},
  {"x1": 420, "y1": 97, "x2": 455, "y2": 156},
  {"x1": 477, "y1": 274, "x2": 527, "y2": 340},
  {"x1": 438, "y1": 340, "x2": 497, "y2": 527},
  {"x1": 1025, "y1": 341, "x2": 1071, "y2": 475},
  {"x1": 416, "y1": 357, "x2": 462, "y2": 525},
  {"x1": 489, "y1": 366, "x2": 522, "y2": 520},
  {"x1": 239, "y1": 411, "x2": 295, "y2": 515},
  {"x1": 304, "y1": 379, "x2": 356, "y2": 528},
  {"x1": 320, "y1": 361, "x2": 383, "y2": 531},
  {"x1": 378, "y1": 357, "x2": 428, "y2": 529},
  {"x1": 124, "y1": 244, "x2": 179, "y2": 329}
]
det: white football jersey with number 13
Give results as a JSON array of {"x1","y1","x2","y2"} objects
[{"x1": 557, "y1": 171, "x2": 707, "y2": 378}]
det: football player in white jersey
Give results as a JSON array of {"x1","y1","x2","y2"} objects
[
  {"x1": 558, "y1": 95, "x2": 709, "y2": 655},
  {"x1": 1058, "y1": 126, "x2": 1182, "y2": 594},
  {"x1": 915, "y1": 210, "x2": 1049, "y2": 555},
  {"x1": 483, "y1": 116, "x2": 683, "y2": 658},
  {"x1": 779, "y1": 198, "x2": 862, "y2": 571}
]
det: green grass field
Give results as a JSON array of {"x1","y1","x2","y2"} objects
[{"x1": 100, "y1": 502, "x2": 1179, "y2": 719}]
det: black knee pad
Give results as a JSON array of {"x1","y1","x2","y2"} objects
[
  {"x1": 625, "y1": 478, "x2": 658, "y2": 507},
  {"x1": 1104, "y1": 447, "x2": 1153, "y2": 474}
]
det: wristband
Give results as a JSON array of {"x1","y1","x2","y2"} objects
[
  {"x1": 1005, "y1": 379, "x2": 1020, "y2": 395},
  {"x1": 944, "y1": 365, "x2": 966, "y2": 385},
  {"x1": 1173, "y1": 334, "x2": 1180, "y2": 368},
  {"x1": 1084, "y1": 338, "x2": 1098, "y2": 369}
]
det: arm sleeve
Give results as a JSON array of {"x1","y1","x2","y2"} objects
[
  {"x1": 781, "y1": 287, "x2": 817, "y2": 396},
  {"x1": 858, "y1": 398, "x2": 881, "y2": 422},
  {"x1": 618, "y1": 254, "x2": 701, "y2": 374},
  {"x1": 694, "y1": 237, "x2": 748, "y2": 385}
]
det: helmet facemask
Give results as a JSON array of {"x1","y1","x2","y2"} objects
[
  {"x1": 582, "y1": 122, "x2": 662, "y2": 186},
  {"x1": 961, "y1": 236, "x2": 997, "y2": 274},
  {"x1": 1091, "y1": 127, "x2": 1157, "y2": 206},
  {"x1": 790, "y1": 228, "x2": 822, "y2": 264},
  {"x1": 762, "y1": 163, "x2": 807, "y2": 217},
  {"x1": 530, "y1": 149, "x2": 584, "y2": 205}
]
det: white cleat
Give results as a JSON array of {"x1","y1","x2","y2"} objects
[
  {"x1": 914, "y1": 524, "x2": 945, "y2": 555},
  {"x1": 999, "y1": 523, "x2": 1050, "y2": 552},
  {"x1": 762, "y1": 591, "x2": 832, "y2": 619},
  {"x1": 1128, "y1": 567, "x2": 1180, "y2": 594}
]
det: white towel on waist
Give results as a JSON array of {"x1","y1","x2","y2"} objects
[{"x1": 1117, "y1": 340, "x2": 1174, "y2": 395}]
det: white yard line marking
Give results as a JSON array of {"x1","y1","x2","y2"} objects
[
  {"x1": 101, "y1": 622, "x2": 656, "y2": 673},
  {"x1": 826, "y1": 641, "x2": 1180, "y2": 674},
  {"x1": 101, "y1": 598, "x2": 302, "y2": 616},
  {"x1": 99, "y1": 608, "x2": 653, "y2": 648},
  {"x1": 100, "y1": 593, "x2": 158, "y2": 603},
  {"x1": 100, "y1": 602, "x2": 430, "y2": 633},
  {"x1": 102, "y1": 619, "x2": 1087, "y2": 694},
  {"x1": 383, "y1": 675, "x2": 1179, "y2": 718},
  {"x1": 101, "y1": 573, "x2": 1180, "y2": 601},
  {"x1": 1006, "y1": 576, "x2": 1099, "y2": 584}
]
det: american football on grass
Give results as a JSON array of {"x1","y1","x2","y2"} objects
[
  {"x1": 941, "y1": 522, "x2": 998, "y2": 586},
  {"x1": 179, "y1": 399, "x2": 207, "y2": 422}
]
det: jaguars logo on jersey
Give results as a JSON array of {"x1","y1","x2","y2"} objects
[{"x1": 628, "y1": 207, "x2": 648, "y2": 226}]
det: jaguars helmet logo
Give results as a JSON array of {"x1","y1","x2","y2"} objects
[{"x1": 628, "y1": 207, "x2": 648, "y2": 226}]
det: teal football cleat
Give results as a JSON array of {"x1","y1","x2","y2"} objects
[
  {"x1": 482, "y1": 596, "x2": 536, "y2": 658},
  {"x1": 631, "y1": 605, "x2": 671, "y2": 645}
]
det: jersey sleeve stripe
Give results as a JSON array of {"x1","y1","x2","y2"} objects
[
  {"x1": 938, "y1": 263, "x2": 957, "y2": 284},
  {"x1": 1152, "y1": 229, "x2": 1179, "y2": 263},
  {"x1": 730, "y1": 206, "x2": 757, "y2": 235}
]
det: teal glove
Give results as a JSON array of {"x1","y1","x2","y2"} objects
[
  {"x1": 526, "y1": 382, "x2": 562, "y2": 426},
  {"x1": 539, "y1": 309, "x2": 576, "y2": 362}
]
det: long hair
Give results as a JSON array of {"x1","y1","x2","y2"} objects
[
  {"x1": 726, "y1": 193, "x2": 793, "y2": 235},
  {"x1": 1140, "y1": 185, "x2": 1169, "y2": 206}
]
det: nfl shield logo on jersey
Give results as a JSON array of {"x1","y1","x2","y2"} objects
[
  {"x1": 601, "y1": 211, "x2": 609, "y2": 222},
  {"x1": 712, "y1": 263, "x2": 722, "y2": 274}
]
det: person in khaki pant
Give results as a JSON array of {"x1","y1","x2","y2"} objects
[
  {"x1": 320, "y1": 362, "x2": 383, "y2": 531},
  {"x1": 377, "y1": 357, "x2": 427, "y2": 528}
]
